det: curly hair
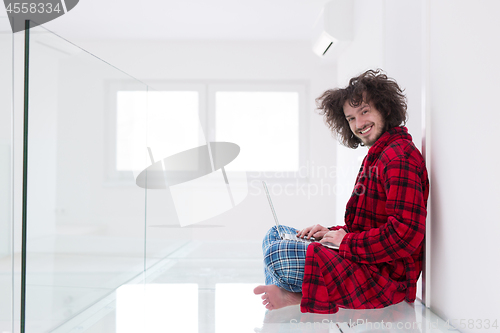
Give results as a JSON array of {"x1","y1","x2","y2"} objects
[{"x1": 316, "y1": 69, "x2": 408, "y2": 148}]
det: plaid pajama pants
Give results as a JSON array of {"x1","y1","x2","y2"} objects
[{"x1": 262, "y1": 225, "x2": 308, "y2": 293}]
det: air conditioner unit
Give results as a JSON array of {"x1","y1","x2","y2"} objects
[{"x1": 312, "y1": 0, "x2": 353, "y2": 57}]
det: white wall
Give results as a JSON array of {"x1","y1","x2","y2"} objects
[{"x1": 428, "y1": 0, "x2": 500, "y2": 328}]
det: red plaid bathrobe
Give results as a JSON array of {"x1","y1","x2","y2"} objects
[{"x1": 301, "y1": 126, "x2": 429, "y2": 313}]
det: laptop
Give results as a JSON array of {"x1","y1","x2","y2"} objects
[{"x1": 262, "y1": 181, "x2": 339, "y2": 250}]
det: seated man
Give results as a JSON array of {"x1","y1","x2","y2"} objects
[{"x1": 254, "y1": 69, "x2": 429, "y2": 314}]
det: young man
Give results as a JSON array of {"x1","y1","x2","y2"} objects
[{"x1": 254, "y1": 69, "x2": 429, "y2": 314}]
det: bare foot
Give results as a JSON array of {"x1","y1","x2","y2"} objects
[{"x1": 253, "y1": 285, "x2": 302, "y2": 310}]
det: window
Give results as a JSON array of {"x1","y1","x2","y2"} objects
[
  {"x1": 116, "y1": 90, "x2": 201, "y2": 171},
  {"x1": 109, "y1": 82, "x2": 307, "y2": 184},
  {"x1": 210, "y1": 85, "x2": 304, "y2": 174}
]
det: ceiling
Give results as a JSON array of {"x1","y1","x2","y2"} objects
[{"x1": 37, "y1": 0, "x2": 329, "y2": 41}]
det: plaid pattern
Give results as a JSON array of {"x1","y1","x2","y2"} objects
[
  {"x1": 262, "y1": 226, "x2": 308, "y2": 293},
  {"x1": 301, "y1": 126, "x2": 429, "y2": 314}
]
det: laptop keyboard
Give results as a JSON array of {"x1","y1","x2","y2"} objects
[
  {"x1": 282, "y1": 233, "x2": 339, "y2": 250},
  {"x1": 282, "y1": 233, "x2": 315, "y2": 243}
]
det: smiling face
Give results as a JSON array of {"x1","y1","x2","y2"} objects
[{"x1": 343, "y1": 99, "x2": 386, "y2": 147}]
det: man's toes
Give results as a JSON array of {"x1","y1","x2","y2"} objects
[{"x1": 254, "y1": 285, "x2": 267, "y2": 295}]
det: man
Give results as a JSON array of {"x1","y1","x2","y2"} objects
[{"x1": 254, "y1": 69, "x2": 429, "y2": 314}]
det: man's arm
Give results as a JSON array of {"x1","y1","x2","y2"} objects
[{"x1": 339, "y1": 157, "x2": 428, "y2": 264}]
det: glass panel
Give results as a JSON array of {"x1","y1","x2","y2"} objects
[
  {"x1": 215, "y1": 91, "x2": 300, "y2": 172},
  {"x1": 142, "y1": 88, "x2": 203, "y2": 268},
  {"x1": 0, "y1": 17, "x2": 13, "y2": 333},
  {"x1": 24, "y1": 26, "x2": 149, "y2": 332}
]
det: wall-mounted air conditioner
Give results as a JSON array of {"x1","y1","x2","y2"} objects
[{"x1": 312, "y1": 0, "x2": 353, "y2": 57}]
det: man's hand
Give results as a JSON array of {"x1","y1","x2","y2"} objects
[
  {"x1": 320, "y1": 229, "x2": 347, "y2": 247},
  {"x1": 296, "y1": 224, "x2": 329, "y2": 240}
]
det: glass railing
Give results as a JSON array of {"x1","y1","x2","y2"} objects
[{"x1": 13, "y1": 23, "x2": 193, "y2": 332}]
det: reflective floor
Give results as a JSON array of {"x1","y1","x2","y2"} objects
[{"x1": 28, "y1": 241, "x2": 453, "y2": 333}]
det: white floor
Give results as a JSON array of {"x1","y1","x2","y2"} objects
[{"x1": 26, "y1": 240, "x2": 455, "y2": 333}]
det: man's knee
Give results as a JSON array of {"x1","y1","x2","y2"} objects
[
  {"x1": 263, "y1": 241, "x2": 281, "y2": 267},
  {"x1": 265, "y1": 226, "x2": 279, "y2": 238},
  {"x1": 262, "y1": 226, "x2": 279, "y2": 247}
]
